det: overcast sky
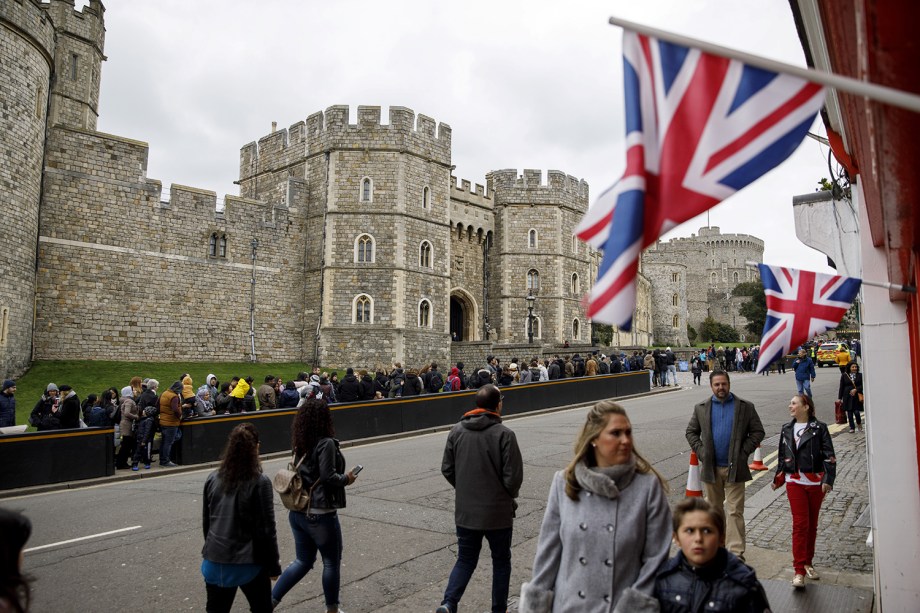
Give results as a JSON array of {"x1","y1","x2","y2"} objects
[{"x1": 93, "y1": 0, "x2": 835, "y2": 272}]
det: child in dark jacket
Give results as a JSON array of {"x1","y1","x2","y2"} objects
[{"x1": 655, "y1": 498, "x2": 771, "y2": 612}]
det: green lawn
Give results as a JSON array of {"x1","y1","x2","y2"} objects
[{"x1": 12, "y1": 360, "x2": 318, "y2": 426}]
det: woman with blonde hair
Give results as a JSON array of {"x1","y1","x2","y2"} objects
[{"x1": 520, "y1": 401, "x2": 672, "y2": 613}]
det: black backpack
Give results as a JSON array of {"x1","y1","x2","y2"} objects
[{"x1": 427, "y1": 370, "x2": 444, "y2": 393}]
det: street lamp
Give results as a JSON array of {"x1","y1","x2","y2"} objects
[
  {"x1": 526, "y1": 292, "x2": 536, "y2": 344},
  {"x1": 249, "y1": 238, "x2": 259, "y2": 363}
]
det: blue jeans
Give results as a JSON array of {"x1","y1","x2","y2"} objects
[
  {"x1": 796, "y1": 378, "x2": 813, "y2": 397},
  {"x1": 272, "y1": 512, "x2": 343, "y2": 608},
  {"x1": 441, "y1": 525, "x2": 512, "y2": 613},
  {"x1": 159, "y1": 426, "x2": 178, "y2": 465},
  {"x1": 667, "y1": 365, "x2": 677, "y2": 385}
]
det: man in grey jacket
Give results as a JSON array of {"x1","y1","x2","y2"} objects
[
  {"x1": 438, "y1": 384, "x2": 524, "y2": 613},
  {"x1": 686, "y1": 370, "x2": 765, "y2": 561}
]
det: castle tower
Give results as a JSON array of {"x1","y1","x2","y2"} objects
[
  {"x1": 240, "y1": 106, "x2": 453, "y2": 368},
  {"x1": 0, "y1": 0, "x2": 56, "y2": 377},
  {"x1": 486, "y1": 169, "x2": 591, "y2": 345},
  {"x1": 46, "y1": 0, "x2": 106, "y2": 130}
]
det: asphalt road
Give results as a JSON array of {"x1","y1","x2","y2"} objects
[{"x1": 7, "y1": 370, "x2": 840, "y2": 612}]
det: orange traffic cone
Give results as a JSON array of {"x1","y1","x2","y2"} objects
[
  {"x1": 686, "y1": 450, "x2": 703, "y2": 497},
  {"x1": 749, "y1": 444, "x2": 768, "y2": 471}
]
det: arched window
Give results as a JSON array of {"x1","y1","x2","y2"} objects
[
  {"x1": 733, "y1": 271, "x2": 739, "y2": 283},
  {"x1": 527, "y1": 269, "x2": 540, "y2": 293},
  {"x1": 572, "y1": 235, "x2": 578, "y2": 255},
  {"x1": 360, "y1": 177, "x2": 373, "y2": 202},
  {"x1": 353, "y1": 294, "x2": 373, "y2": 324},
  {"x1": 672, "y1": 314, "x2": 680, "y2": 328},
  {"x1": 672, "y1": 293, "x2": 679, "y2": 306},
  {"x1": 671, "y1": 272, "x2": 680, "y2": 282},
  {"x1": 208, "y1": 233, "x2": 217, "y2": 257},
  {"x1": 218, "y1": 235, "x2": 227, "y2": 258},
  {"x1": 710, "y1": 271, "x2": 717, "y2": 284},
  {"x1": 528, "y1": 229, "x2": 538, "y2": 249},
  {"x1": 571, "y1": 273, "x2": 580, "y2": 296},
  {"x1": 355, "y1": 234, "x2": 375, "y2": 263},
  {"x1": 418, "y1": 299, "x2": 431, "y2": 327},
  {"x1": 524, "y1": 316, "x2": 542, "y2": 339},
  {"x1": 422, "y1": 186, "x2": 430, "y2": 209},
  {"x1": 419, "y1": 241, "x2": 433, "y2": 268},
  {"x1": 572, "y1": 318, "x2": 580, "y2": 340}
]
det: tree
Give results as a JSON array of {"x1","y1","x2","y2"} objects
[
  {"x1": 699, "y1": 316, "x2": 740, "y2": 343},
  {"x1": 594, "y1": 323, "x2": 613, "y2": 346},
  {"x1": 687, "y1": 323, "x2": 697, "y2": 344},
  {"x1": 736, "y1": 279, "x2": 767, "y2": 336}
]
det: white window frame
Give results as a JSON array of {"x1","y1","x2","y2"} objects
[
  {"x1": 352, "y1": 294, "x2": 374, "y2": 324},
  {"x1": 354, "y1": 234, "x2": 376, "y2": 263}
]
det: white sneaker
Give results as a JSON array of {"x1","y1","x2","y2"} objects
[
  {"x1": 792, "y1": 574, "x2": 806, "y2": 589},
  {"x1": 804, "y1": 565, "x2": 820, "y2": 580}
]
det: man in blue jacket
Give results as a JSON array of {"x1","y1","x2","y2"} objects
[
  {"x1": 792, "y1": 347, "x2": 817, "y2": 397},
  {"x1": 0, "y1": 380, "x2": 16, "y2": 428}
]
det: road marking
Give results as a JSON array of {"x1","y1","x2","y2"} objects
[{"x1": 24, "y1": 526, "x2": 141, "y2": 553}]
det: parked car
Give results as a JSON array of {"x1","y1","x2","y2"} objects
[{"x1": 816, "y1": 342, "x2": 853, "y2": 367}]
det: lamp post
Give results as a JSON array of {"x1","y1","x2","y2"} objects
[
  {"x1": 249, "y1": 238, "x2": 259, "y2": 363},
  {"x1": 526, "y1": 292, "x2": 536, "y2": 345}
]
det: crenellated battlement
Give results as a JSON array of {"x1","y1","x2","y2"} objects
[
  {"x1": 450, "y1": 176, "x2": 492, "y2": 200},
  {"x1": 240, "y1": 105, "x2": 452, "y2": 180},
  {"x1": 44, "y1": 0, "x2": 106, "y2": 53},
  {"x1": 486, "y1": 168, "x2": 589, "y2": 198}
]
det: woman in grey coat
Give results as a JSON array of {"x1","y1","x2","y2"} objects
[{"x1": 520, "y1": 401, "x2": 672, "y2": 613}]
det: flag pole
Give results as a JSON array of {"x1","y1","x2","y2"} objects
[
  {"x1": 609, "y1": 16, "x2": 920, "y2": 114},
  {"x1": 746, "y1": 261, "x2": 917, "y2": 293}
]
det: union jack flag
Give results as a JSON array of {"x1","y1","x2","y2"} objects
[
  {"x1": 576, "y1": 30, "x2": 825, "y2": 328},
  {"x1": 756, "y1": 264, "x2": 861, "y2": 373}
]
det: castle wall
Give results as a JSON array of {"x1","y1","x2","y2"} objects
[
  {"x1": 0, "y1": 0, "x2": 55, "y2": 378},
  {"x1": 35, "y1": 126, "x2": 307, "y2": 361},
  {"x1": 449, "y1": 177, "x2": 494, "y2": 342}
]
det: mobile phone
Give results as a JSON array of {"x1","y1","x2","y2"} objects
[{"x1": 351, "y1": 464, "x2": 364, "y2": 475}]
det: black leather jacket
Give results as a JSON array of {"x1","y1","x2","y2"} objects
[
  {"x1": 656, "y1": 549, "x2": 771, "y2": 612},
  {"x1": 299, "y1": 438, "x2": 349, "y2": 511},
  {"x1": 201, "y1": 472, "x2": 281, "y2": 575},
  {"x1": 774, "y1": 419, "x2": 836, "y2": 487}
]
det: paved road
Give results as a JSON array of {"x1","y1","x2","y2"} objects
[{"x1": 7, "y1": 370, "x2": 854, "y2": 612}]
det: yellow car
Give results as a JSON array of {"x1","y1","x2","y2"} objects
[{"x1": 816, "y1": 342, "x2": 850, "y2": 367}]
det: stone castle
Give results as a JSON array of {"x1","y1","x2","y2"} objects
[{"x1": 0, "y1": 0, "x2": 761, "y2": 378}]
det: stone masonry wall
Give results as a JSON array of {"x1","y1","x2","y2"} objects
[
  {"x1": 35, "y1": 126, "x2": 307, "y2": 361},
  {"x1": 0, "y1": 0, "x2": 54, "y2": 378}
]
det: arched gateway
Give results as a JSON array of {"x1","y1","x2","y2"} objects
[{"x1": 449, "y1": 288, "x2": 479, "y2": 342}]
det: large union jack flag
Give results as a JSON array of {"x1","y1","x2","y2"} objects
[
  {"x1": 575, "y1": 30, "x2": 825, "y2": 328},
  {"x1": 756, "y1": 264, "x2": 861, "y2": 373}
]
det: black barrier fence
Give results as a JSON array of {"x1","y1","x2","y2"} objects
[
  {"x1": 0, "y1": 427, "x2": 115, "y2": 490},
  {"x1": 1, "y1": 372, "x2": 647, "y2": 490}
]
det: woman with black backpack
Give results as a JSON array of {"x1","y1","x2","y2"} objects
[{"x1": 272, "y1": 399, "x2": 358, "y2": 612}]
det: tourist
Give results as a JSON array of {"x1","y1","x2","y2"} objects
[
  {"x1": 520, "y1": 401, "x2": 671, "y2": 612},
  {"x1": 0, "y1": 508, "x2": 33, "y2": 613},
  {"x1": 771, "y1": 394, "x2": 836, "y2": 589},
  {"x1": 336, "y1": 368, "x2": 361, "y2": 402},
  {"x1": 792, "y1": 348, "x2": 816, "y2": 398},
  {"x1": 838, "y1": 362, "x2": 864, "y2": 433},
  {"x1": 257, "y1": 375, "x2": 277, "y2": 411},
  {"x1": 115, "y1": 386, "x2": 139, "y2": 469},
  {"x1": 158, "y1": 381, "x2": 183, "y2": 467},
  {"x1": 358, "y1": 369, "x2": 375, "y2": 400},
  {"x1": 202, "y1": 423, "x2": 281, "y2": 612},
  {"x1": 277, "y1": 381, "x2": 300, "y2": 408},
  {"x1": 132, "y1": 378, "x2": 159, "y2": 471},
  {"x1": 28, "y1": 383, "x2": 58, "y2": 430}
]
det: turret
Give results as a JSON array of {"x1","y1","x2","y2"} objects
[{"x1": 47, "y1": 0, "x2": 106, "y2": 130}]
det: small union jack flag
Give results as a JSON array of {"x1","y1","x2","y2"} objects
[
  {"x1": 756, "y1": 264, "x2": 861, "y2": 373},
  {"x1": 576, "y1": 30, "x2": 825, "y2": 328}
]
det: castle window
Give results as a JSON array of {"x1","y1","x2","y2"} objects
[
  {"x1": 355, "y1": 234, "x2": 375, "y2": 263},
  {"x1": 528, "y1": 229, "x2": 538, "y2": 249},
  {"x1": 527, "y1": 269, "x2": 540, "y2": 293},
  {"x1": 0, "y1": 306, "x2": 8, "y2": 347},
  {"x1": 209, "y1": 233, "x2": 218, "y2": 257},
  {"x1": 524, "y1": 316, "x2": 542, "y2": 340},
  {"x1": 733, "y1": 271, "x2": 739, "y2": 283},
  {"x1": 353, "y1": 294, "x2": 374, "y2": 324},
  {"x1": 571, "y1": 273, "x2": 580, "y2": 296},
  {"x1": 572, "y1": 318, "x2": 580, "y2": 340},
  {"x1": 672, "y1": 293, "x2": 679, "y2": 306},
  {"x1": 360, "y1": 177, "x2": 373, "y2": 203},
  {"x1": 419, "y1": 241, "x2": 433, "y2": 268},
  {"x1": 422, "y1": 186, "x2": 430, "y2": 209},
  {"x1": 722, "y1": 306, "x2": 730, "y2": 314},
  {"x1": 418, "y1": 299, "x2": 431, "y2": 328},
  {"x1": 218, "y1": 235, "x2": 227, "y2": 258},
  {"x1": 672, "y1": 314, "x2": 679, "y2": 328},
  {"x1": 672, "y1": 272, "x2": 680, "y2": 282},
  {"x1": 70, "y1": 53, "x2": 78, "y2": 80},
  {"x1": 35, "y1": 84, "x2": 44, "y2": 119},
  {"x1": 572, "y1": 235, "x2": 578, "y2": 255},
  {"x1": 710, "y1": 271, "x2": 717, "y2": 284}
]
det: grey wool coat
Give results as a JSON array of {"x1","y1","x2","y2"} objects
[{"x1": 519, "y1": 462, "x2": 672, "y2": 613}]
